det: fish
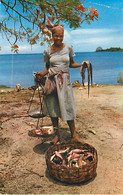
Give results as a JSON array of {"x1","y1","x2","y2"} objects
[
  {"x1": 52, "y1": 155, "x2": 63, "y2": 165},
  {"x1": 34, "y1": 129, "x2": 43, "y2": 135},
  {"x1": 54, "y1": 151, "x2": 66, "y2": 166},
  {"x1": 68, "y1": 153, "x2": 80, "y2": 162},
  {"x1": 80, "y1": 60, "x2": 93, "y2": 98},
  {"x1": 84, "y1": 152, "x2": 94, "y2": 161},
  {"x1": 78, "y1": 157, "x2": 83, "y2": 167},
  {"x1": 50, "y1": 154, "x2": 56, "y2": 162},
  {"x1": 55, "y1": 151, "x2": 63, "y2": 160},
  {"x1": 50, "y1": 153, "x2": 63, "y2": 165},
  {"x1": 68, "y1": 158, "x2": 79, "y2": 168},
  {"x1": 69, "y1": 149, "x2": 87, "y2": 155},
  {"x1": 41, "y1": 126, "x2": 54, "y2": 135},
  {"x1": 50, "y1": 148, "x2": 94, "y2": 167},
  {"x1": 59, "y1": 148, "x2": 71, "y2": 155}
]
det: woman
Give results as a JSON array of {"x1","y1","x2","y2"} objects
[{"x1": 36, "y1": 25, "x2": 84, "y2": 144}]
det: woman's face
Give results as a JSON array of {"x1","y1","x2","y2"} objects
[{"x1": 52, "y1": 29, "x2": 64, "y2": 46}]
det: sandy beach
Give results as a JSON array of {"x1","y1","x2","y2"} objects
[{"x1": 0, "y1": 84, "x2": 123, "y2": 194}]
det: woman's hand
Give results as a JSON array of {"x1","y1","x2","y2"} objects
[
  {"x1": 35, "y1": 72, "x2": 43, "y2": 81},
  {"x1": 35, "y1": 67, "x2": 49, "y2": 81},
  {"x1": 70, "y1": 57, "x2": 82, "y2": 68}
]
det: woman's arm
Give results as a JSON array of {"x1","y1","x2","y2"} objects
[
  {"x1": 70, "y1": 57, "x2": 82, "y2": 68},
  {"x1": 36, "y1": 63, "x2": 49, "y2": 79},
  {"x1": 36, "y1": 67, "x2": 48, "y2": 76}
]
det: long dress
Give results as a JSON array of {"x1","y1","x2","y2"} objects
[{"x1": 43, "y1": 44, "x2": 76, "y2": 121}]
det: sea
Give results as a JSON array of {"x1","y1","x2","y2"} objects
[{"x1": 0, "y1": 51, "x2": 123, "y2": 88}]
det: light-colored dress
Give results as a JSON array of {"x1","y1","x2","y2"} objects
[{"x1": 44, "y1": 44, "x2": 76, "y2": 121}]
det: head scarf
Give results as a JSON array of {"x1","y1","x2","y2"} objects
[
  {"x1": 47, "y1": 24, "x2": 64, "y2": 35},
  {"x1": 51, "y1": 25, "x2": 64, "y2": 35}
]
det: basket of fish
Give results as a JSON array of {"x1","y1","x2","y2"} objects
[{"x1": 45, "y1": 142, "x2": 98, "y2": 183}]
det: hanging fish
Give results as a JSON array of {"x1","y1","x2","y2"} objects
[{"x1": 80, "y1": 60, "x2": 93, "y2": 97}]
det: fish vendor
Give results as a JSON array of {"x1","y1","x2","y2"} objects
[{"x1": 35, "y1": 24, "x2": 84, "y2": 144}]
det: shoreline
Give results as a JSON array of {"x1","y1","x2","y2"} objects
[
  {"x1": 0, "y1": 83, "x2": 122, "y2": 94},
  {"x1": 0, "y1": 83, "x2": 122, "y2": 89}
]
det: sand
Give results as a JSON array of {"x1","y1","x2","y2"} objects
[{"x1": 0, "y1": 84, "x2": 123, "y2": 194}]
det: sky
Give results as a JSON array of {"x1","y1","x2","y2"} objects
[{"x1": 0, "y1": 0, "x2": 123, "y2": 54}]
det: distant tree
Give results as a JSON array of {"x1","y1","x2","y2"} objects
[
  {"x1": 106, "y1": 47, "x2": 123, "y2": 52},
  {"x1": 0, "y1": 0, "x2": 99, "y2": 52},
  {"x1": 96, "y1": 47, "x2": 123, "y2": 52},
  {"x1": 96, "y1": 46, "x2": 103, "y2": 52}
]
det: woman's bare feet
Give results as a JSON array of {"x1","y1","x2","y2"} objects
[
  {"x1": 67, "y1": 120, "x2": 85, "y2": 144},
  {"x1": 70, "y1": 136, "x2": 85, "y2": 144},
  {"x1": 50, "y1": 135, "x2": 60, "y2": 145}
]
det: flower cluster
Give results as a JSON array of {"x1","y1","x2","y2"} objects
[
  {"x1": 22, "y1": 31, "x2": 26, "y2": 36},
  {"x1": 29, "y1": 34, "x2": 40, "y2": 45},
  {"x1": 88, "y1": 7, "x2": 99, "y2": 20},
  {"x1": 11, "y1": 44, "x2": 19, "y2": 53},
  {"x1": 76, "y1": 4, "x2": 85, "y2": 12}
]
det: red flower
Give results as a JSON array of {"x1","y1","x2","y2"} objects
[
  {"x1": 48, "y1": 8, "x2": 53, "y2": 13},
  {"x1": 30, "y1": 38, "x2": 37, "y2": 44},
  {"x1": 37, "y1": 9, "x2": 40, "y2": 14},
  {"x1": 60, "y1": 18, "x2": 64, "y2": 21},
  {"x1": 35, "y1": 34, "x2": 39, "y2": 39},
  {"x1": 15, "y1": 44, "x2": 19, "y2": 48},
  {"x1": 22, "y1": 31, "x2": 26, "y2": 36},
  {"x1": 45, "y1": 31, "x2": 51, "y2": 36},
  {"x1": 93, "y1": 9, "x2": 99, "y2": 17},
  {"x1": 58, "y1": 6, "x2": 61, "y2": 10},
  {"x1": 28, "y1": 29, "x2": 32, "y2": 33},
  {"x1": 76, "y1": 4, "x2": 85, "y2": 12},
  {"x1": 46, "y1": 19, "x2": 51, "y2": 26},
  {"x1": 11, "y1": 44, "x2": 19, "y2": 53},
  {"x1": 42, "y1": 25, "x2": 45, "y2": 29},
  {"x1": 89, "y1": 7, "x2": 99, "y2": 18},
  {"x1": 78, "y1": 16, "x2": 82, "y2": 22},
  {"x1": 67, "y1": 2, "x2": 70, "y2": 5},
  {"x1": 11, "y1": 44, "x2": 19, "y2": 49}
]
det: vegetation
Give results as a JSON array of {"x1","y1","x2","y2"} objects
[
  {"x1": 117, "y1": 71, "x2": 123, "y2": 84},
  {"x1": 0, "y1": 0, "x2": 99, "y2": 52},
  {"x1": 96, "y1": 47, "x2": 123, "y2": 52}
]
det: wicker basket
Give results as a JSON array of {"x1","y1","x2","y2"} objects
[{"x1": 45, "y1": 142, "x2": 98, "y2": 184}]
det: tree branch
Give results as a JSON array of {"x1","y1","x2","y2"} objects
[{"x1": 1, "y1": 0, "x2": 33, "y2": 23}]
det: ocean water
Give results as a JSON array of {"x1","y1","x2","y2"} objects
[{"x1": 0, "y1": 52, "x2": 123, "y2": 88}]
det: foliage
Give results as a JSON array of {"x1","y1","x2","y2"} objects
[
  {"x1": 117, "y1": 71, "x2": 123, "y2": 84},
  {"x1": 96, "y1": 47, "x2": 123, "y2": 52},
  {"x1": 96, "y1": 46, "x2": 103, "y2": 52},
  {"x1": 0, "y1": 0, "x2": 99, "y2": 53}
]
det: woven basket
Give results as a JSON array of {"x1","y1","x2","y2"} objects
[{"x1": 45, "y1": 142, "x2": 98, "y2": 184}]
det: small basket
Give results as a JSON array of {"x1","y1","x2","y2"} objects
[{"x1": 45, "y1": 142, "x2": 98, "y2": 184}]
